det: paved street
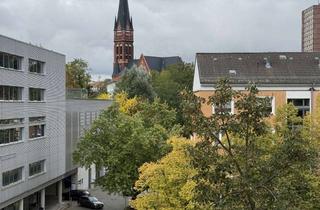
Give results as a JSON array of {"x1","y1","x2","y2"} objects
[{"x1": 66, "y1": 188, "x2": 130, "y2": 210}]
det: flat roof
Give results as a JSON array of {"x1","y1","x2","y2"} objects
[{"x1": 0, "y1": 34, "x2": 65, "y2": 57}]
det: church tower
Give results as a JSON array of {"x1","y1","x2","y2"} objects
[{"x1": 112, "y1": 0, "x2": 134, "y2": 81}]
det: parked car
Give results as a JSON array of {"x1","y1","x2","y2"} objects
[
  {"x1": 78, "y1": 196, "x2": 104, "y2": 209},
  {"x1": 62, "y1": 189, "x2": 90, "y2": 201}
]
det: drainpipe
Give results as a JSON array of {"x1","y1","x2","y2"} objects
[{"x1": 309, "y1": 85, "x2": 315, "y2": 114}]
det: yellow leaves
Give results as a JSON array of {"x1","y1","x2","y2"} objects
[
  {"x1": 131, "y1": 136, "x2": 201, "y2": 210},
  {"x1": 95, "y1": 92, "x2": 111, "y2": 100},
  {"x1": 115, "y1": 92, "x2": 138, "y2": 114},
  {"x1": 302, "y1": 96, "x2": 320, "y2": 149},
  {"x1": 273, "y1": 103, "x2": 302, "y2": 136},
  {"x1": 179, "y1": 180, "x2": 197, "y2": 202}
]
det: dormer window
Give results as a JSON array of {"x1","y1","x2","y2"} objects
[
  {"x1": 279, "y1": 55, "x2": 287, "y2": 60},
  {"x1": 265, "y1": 62, "x2": 272, "y2": 69},
  {"x1": 264, "y1": 58, "x2": 272, "y2": 69},
  {"x1": 229, "y1": 70, "x2": 237, "y2": 75}
]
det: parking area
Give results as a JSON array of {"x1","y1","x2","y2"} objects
[{"x1": 66, "y1": 188, "x2": 130, "y2": 210}]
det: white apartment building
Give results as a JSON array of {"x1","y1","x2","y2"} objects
[{"x1": 0, "y1": 35, "x2": 66, "y2": 210}]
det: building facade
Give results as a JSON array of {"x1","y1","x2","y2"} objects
[
  {"x1": 0, "y1": 34, "x2": 113, "y2": 210},
  {"x1": 65, "y1": 99, "x2": 112, "y2": 190},
  {"x1": 0, "y1": 35, "x2": 66, "y2": 210},
  {"x1": 113, "y1": 0, "x2": 134, "y2": 81},
  {"x1": 193, "y1": 52, "x2": 320, "y2": 118},
  {"x1": 302, "y1": 4, "x2": 320, "y2": 52}
]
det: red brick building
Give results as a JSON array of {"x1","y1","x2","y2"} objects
[
  {"x1": 112, "y1": 0, "x2": 182, "y2": 81},
  {"x1": 302, "y1": 4, "x2": 320, "y2": 52},
  {"x1": 113, "y1": 0, "x2": 134, "y2": 81}
]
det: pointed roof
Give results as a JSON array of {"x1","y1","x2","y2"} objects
[
  {"x1": 142, "y1": 55, "x2": 183, "y2": 72},
  {"x1": 115, "y1": 0, "x2": 133, "y2": 30}
]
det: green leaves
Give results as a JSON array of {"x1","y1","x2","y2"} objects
[
  {"x1": 73, "y1": 94, "x2": 178, "y2": 196},
  {"x1": 115, "y1": 66, "x2": 156, "y2": 101},
  {"x1": 181, "y1": 79, "x2": 320, "y2": 209},
  {"x1": 66, "y1": 58, "x2": 91, "y2": 89},
  {"x1": 151, "y1": 63, "x2": 194, "y2": 136}
]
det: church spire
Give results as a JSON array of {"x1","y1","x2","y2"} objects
[
  {"x1": 112, "y1": 0, "x2": 134, "y2": 81},
  {"x1": 115, "y1": 0, "x2": 133, "y2": 31}
]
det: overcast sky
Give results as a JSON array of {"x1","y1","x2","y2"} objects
[{"x1": 0, "y1": 0, "x2": 317, "y2": 80}]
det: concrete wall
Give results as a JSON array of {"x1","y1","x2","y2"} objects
[{"x1": 65, "y1": 99, "x2": 112, "y2": 189}]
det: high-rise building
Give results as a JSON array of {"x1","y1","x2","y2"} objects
[
  {"x1": 113, "y1": 0, "x2": 134, "y2": 81},
  {"x1": 302, "y1": 4, "x2": 320, "y2": 52}
]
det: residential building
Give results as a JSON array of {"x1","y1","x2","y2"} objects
[
  {"x1": 0, "y1": 35, "x2": 66, "y2": 210},
  {"x1": 89, "y1": 80, "x2": 110, "y2": 94},
  {"x1": 106, "y1": 81, "x2": 117, "y2": 95},
  {"x1": 193, "y1": 52, "x2": 320, "y2": 117},
  {"x1": 302, "y1": 4, "x2": 320, "y2": 52}
]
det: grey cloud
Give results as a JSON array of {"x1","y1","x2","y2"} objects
[{"x1": 0, "y1": 0, "x2": 316, "y2": 77}]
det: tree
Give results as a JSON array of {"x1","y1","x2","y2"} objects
[
  {"x1": 115, "y1": 66, "x2": 156, "y2": 101},
  {"x1": 66, "y1": 59, "x2": 91, "y2": 89},
  {"x1": 73, "y1": 93, "x2": 179, "y2": 196},
  {"x1": 181, "y1": 79, "x2": 320, "y2": 209},
  {"x1": 152, "y1": 63, "x2": 194, "y2": 136},
  {"x1": 131, "y1": 136, "x2": 205, "y2": 210}
]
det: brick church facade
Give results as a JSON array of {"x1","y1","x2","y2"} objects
[{"x1": 112, "y1": 0, "x2": 182, "y2": 81}]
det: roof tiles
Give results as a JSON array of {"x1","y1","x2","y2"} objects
[{"x1": 196, "y1": 52, "x2": 320, "y2": 85}]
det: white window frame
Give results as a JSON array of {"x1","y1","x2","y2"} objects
[
  {"x1": 286, "y1": 91, "x2": 312, "y2": 115},
  {"x1": 258, "y1": 96, "x2": 276, "y2": 115},
  {"x1": 212, "y1": 100, "x2": 234, "y2": 115}
]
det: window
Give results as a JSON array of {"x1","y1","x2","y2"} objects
[
  {"x1": 2, "y1": 167, "x2": 23, "y2": 187},
  {"x1": 0, "y1": 118, "x2": 23, "y2": 126},
  {"x1": 0, "y1": 86, "x2": 23, "y2": 101},
  {"x1": 29, "y1": 59, "x2": 44, "y2": 74},
  {"x1": 287, "y1": 99, "x2": 310, "y2": 117},
  {"x1": 2, "y1": 201, "x2": 20, "y2": 210},
  {"x1": 29, "y1": 124, "x2": 45, "y2": 139},
  {"x1": 29, "y1": 117, "x2": 45, "y2": 139},
  {"x1": 258, "y1": 96, "x2": 274, "y2": 115},
  {"x1": 213, "y1": 101, "x2": 233, "y2": 114},
  {"x1": 0, "y1": 128, "x2": 23, "y2": 145},
  {"x1": 29, "y1": 117, "x2": 45, "y2": 124},
  {"x1": 29, "y1": 88, "x2": 44, "y2": 102},
  {"x1": 0, "y1": 52, "x2": 22, "y2": 70},
  {"x1": 29, "y1": 160, "x2": 45, "y2": 177},
  {"x1": 128, "y1": 46, "x2": 132, "y2": 58}
]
